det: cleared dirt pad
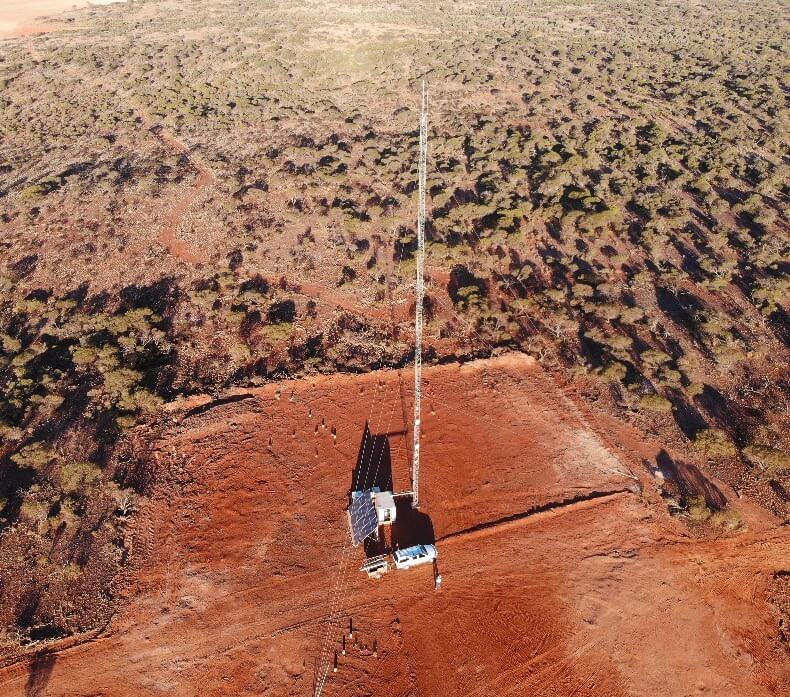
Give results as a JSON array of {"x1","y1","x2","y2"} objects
[
  {"x1": 0, "y1": 355, "x2": 786, "y2": 696},
  {"x1": 0, "y1": 1, "x2": 121, "y2": 38}
]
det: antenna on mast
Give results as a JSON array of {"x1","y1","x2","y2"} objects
[{"x1": 412, "y1": 80, "x2": 428, "y2": 509}]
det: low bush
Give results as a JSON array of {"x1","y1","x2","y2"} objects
[{"x1": 692, "y1": 429, "x2": 738, "y2": 458}]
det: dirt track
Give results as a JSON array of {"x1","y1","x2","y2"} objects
[
  {"x1": 138, "y1": 110, "x2": 216, "y2": 264},
  {"x1": 0, "y1": 354, "x2": 786, "y2": 696}
]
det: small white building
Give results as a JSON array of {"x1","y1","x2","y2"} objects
[
  {"x1": 349, "y1": 488, "x2": 397, "y2": 546},
  {"x1": 373, "y1": 490, "x2": 396, "y2": 525}
]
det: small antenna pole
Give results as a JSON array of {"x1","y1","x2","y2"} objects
[{"x1": 413, "y1": 80, "x2": 428, "y2": 509}]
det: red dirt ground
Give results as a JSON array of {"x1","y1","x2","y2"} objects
[
  {"x1": 0, "y1": 354, "x2": 786, "y2": 696},
  {"x1": 0, "y1": 1, "x2": 98, "y2": 39}
]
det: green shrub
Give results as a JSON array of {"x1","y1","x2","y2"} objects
[
  {"x1": 116, "y1": 414, "x2": 138, "y2": 430},
  {"x1": 102, "y1": 368, "x2": 143, "y2": 395},
  {"x1": 743, "y1": 445, "x2": 789, "y2": 473},
  {"x1": 19, "y1": 498, "x2": 47, "y2": 523},
  {"x1": 72, "y1": 346, "x2": 98, "y2": 365},
  {"x1": 711, "y1": 343, "x2": 746, "y2": 367},
  {"x1": 685, "y1": 495, "x2": 711, "y2": 521},
  {"x1": 61, "y1": 562, "x2": 84, "y2": 581},
  {"x1": 693, "y1": 429, "x2": 737, "y2": 458},
  {"x1": 262, "y1": 323, "x2": 293, "y2": 342},
  {"x1": 601, "y1": 361, "x2": 628, "y2": 382},
  {"x1": 132, "y1": 389, "x2": 164, "y2": 412},
  {"x1": 709, "y1": 509, "x2": 744, "y2": 530},
  {"x1": 639, "y1": 393, "x2": 673, "y2": 412},
  {"x1": 596, "y1": 303, "x2": 621, "y2": 321},
  {"x1": 48, "y1": 498, "x2": 79, "y2": 529},
  {"x1": 60, "y1": 461, "x2": 101, "y2": 494},
  {"x1": 19, "y1": 184, "x2": 47, "y2": 201},
  {"x1": 0, "y1": 421, "x2": 23, "y2": 442},
  {"x1": 606, "y1": 334, "x2": 634, "y2": 351},
  {"x1": 11, "y1": 442, "x2": 55, "y2": 470},
  {"x1": 579, "y1": 206, "x2": 622, "y2": 232},
  {"x1": 0, "y1": 333, "x2": 22, "y2": 353},
  {"x1": 640, "y1": 348, "x2": 671, "y2": 366},
  {"x1": 455, "y1": 285, "x2": 484, "y2": 309}
]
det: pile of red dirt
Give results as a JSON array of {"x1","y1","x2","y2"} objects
[{"x1": 0, "y1": 354, "x2": 786, "y2": 696}]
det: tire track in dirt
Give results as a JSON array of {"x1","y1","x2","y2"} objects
[
  {"x1": 501, "y1": 638, "x2": 603, "y2": 697},
  {"x1": 283, "y1": 278, "x2": 411, "y2": 322},
  {"x1": 136, "y1": 111, "x2": 216, "y2": 264}
]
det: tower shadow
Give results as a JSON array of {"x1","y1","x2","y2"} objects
[
  {"x1": 350, "y1": 421, "x2": 393, "y2": 494},
  {"x1": 350, "y1": 420, "x2": 435, "y2": 558},
  {"x1": 25, "y1": 653, "x2": 56, "y2": 697},
  {"x1": 391, "y1": 499, "x2": 435, "y2": 550}
]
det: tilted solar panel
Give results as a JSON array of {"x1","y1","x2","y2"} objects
[{"x1": 348, "y1": 491, "x2": 378, "y2": 545}]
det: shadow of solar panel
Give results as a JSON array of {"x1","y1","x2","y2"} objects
[{"x1": 348, "y1": 490, "x2": 378, "y2": 545}]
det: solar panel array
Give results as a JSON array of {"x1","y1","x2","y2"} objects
[{"x1": 348, "y1": 491, "x2": 378, "y2": 545}]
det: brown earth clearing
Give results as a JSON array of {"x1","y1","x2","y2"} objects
[
  {"x1": 0, "y1": 1, "x2": 122, "y2": 38},
  {"x1": 0, "y1": 354, "x2": 787, "y2": 696}
]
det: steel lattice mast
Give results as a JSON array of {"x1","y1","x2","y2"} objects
[{"x1": 412, "y1": 81, "x2": 428, "y2": 509}]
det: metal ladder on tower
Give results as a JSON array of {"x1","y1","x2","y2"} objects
[{"x1": 412, "y1": 80, "x2": 428, "y2": 509}]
